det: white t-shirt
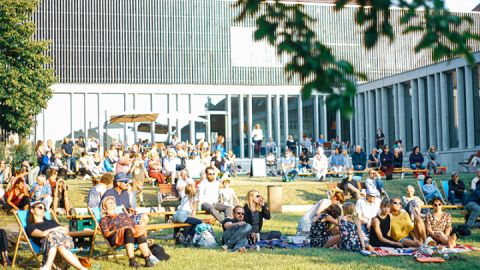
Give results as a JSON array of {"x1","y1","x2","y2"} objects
[
  {"x1": 471, "y1": 176, "x2": 480, "y2": 191},
  {"x1": 312, "y1": 154, "x2": 328, "y2": 172},
  {"x1": 355, "y1": 198, "x2": 380, "y2": 226},
  {"x1": 219, "y1": 188, "x2": 236, "y2": 207},
  {"x1": 365, "y1": 177, "x2": 381, "y2": 194},
  {"x1": 176, "y1": 177, "x2": 195, "y2": 199},
  {"x1": 198, "y1": 179, "x2": 220, "y2": 205},
  {"x1": 178, "y1": 195, "x2": 198, "y2": 214},
  {"x1": 251, "y1": 129, "x2": 264, "y2": 142}
]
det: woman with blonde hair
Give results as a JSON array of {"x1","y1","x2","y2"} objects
[
  {"x1": 173, "y1": 184, "x2": 203, "y2": 245},
  {"x1": 251, "y1": 124, "x2": 264, "y2": 157},
  {"x1": 243, "y1": 190, "x2": 270, "y2": 243},
  {"x1": 338, "y1": 202, "x2": 366, "y2": 251},
  {"x1": 214, "y1": 135, "x2": 226, "y2": 158}
]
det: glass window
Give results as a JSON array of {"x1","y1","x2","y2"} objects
[
  {"x1": 231, "y1": 96, "x2": 240, "y2": 157},
  {"x1": 44, "y1": 94, "x2": 70, "y2": 146},
  {"x1": 72, "y1": 94, "x2": 85, "y2": 139},
  {"x1": 86, "y1": 94, "x2": 99, "y2": 140},
  {"x1": 403, "y1": 82, "x2": 413, "y2": 151},
  {"x1": 152, "y1": 94, "x2": 168, "y2": 143},
  {"x1": 288, "y1": 96, "x2": 299, "y2": 142},
  {"x1": 302, "y1": 98, "x2": 315, "y2": 140},
  {"x1": 447, "y1": 71, "x2": 459, "y2": 148},
  {"x1": 387, "y1": 87, "x2": 395, "y2": 146},
  {"x1": 474, "y1": 66, "x2": 480, "y2": 146},
  {"x1": 103, "y1": 94, "x2": 126, "y2": 147}
]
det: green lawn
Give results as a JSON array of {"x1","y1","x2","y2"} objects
[{"x1": 3, "y1": 173, "x2": 480, "y2": 269}]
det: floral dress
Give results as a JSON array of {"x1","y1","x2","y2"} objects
[
  {"x1": 310, "y1": 213, "x2": 331, "y2": 247},
  {"x1": 339, "y1": 217, "x2": 362, "y2": 251}
]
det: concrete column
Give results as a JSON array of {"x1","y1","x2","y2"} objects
[
  {"x1": 427, "y1": 75, "x2": 437, "y2": 147},
  {"x1": 226, "y1": 94, "x2": 232, "y2": 152},
  {"x1": 298, "y1": 96, "x2": 304, "y2": 143},
  {"x1": 336, "y1": 110, "x2": 342, "y2": 142},
  {"x1": 411, "y1": 79, "x2": 420, "y2": 148},
  {"x1": 375, "y1": 89, "x2": 381, "y2": 130},
  {"x1": 239, "y1": 94, "x2": 244, "y2": 158},
  {"x1": 275, "y1": 95, "x2": 281, "y2": 157},
  {"x1": 84, "y1": 93, "x2": 88, "y2": 138},
  {"x1": 456, "y1": 67, "x2": 466, "y2": 149},
  {"x1": 189, "y1": 93, "x2": 195, "y2": 145},
  {"x1": 42, "y1": 109, "x2": 46, "y2": 142},
  {"x1": 418, "y1": 78, "x2": 427, "y2": 151},
  {"x1": 175, "y1": 94, "x2": 180, "y2": 139},
  {"x1": 70, "y1": 92, "x2": 73, "y2": 140},
  {"x1": 133, "y1": 93, "x2": 138, "y2": 144},
  {"x1": 358, "y1": 94, "x2": 365, "y2": 150},
  {"x1": 354, "y1": 95, "x2": 359, "y2": 146},
  {"x1": 434, "y1": 73, "x2": 442, "y2": 150},
  {"x1": 320, "y1": 96, "x2": 327, "y2": 140},
  {"x1": 247, "y1": 94, "x2": 253, "y2": 158},
  {"x1": 364, "y1": 93, "x2": 369, "y2": 150},
  {"x1": 150, "y1": 93, "x2": 155, "y2": 144},
  {"x1": 267, "y1": 94, "x2": 273, "y2": 140},
  {"x1": 440, "y1": 72, "x2": 449, "y2": 150},
  {"x1": 123, "y1": 93, "x2": 127, "y2": 144},
  {"x1": 284, "y1": 95, "x2": 289, "y2": 153},
  {"x1": 393, "y1": 84, "x2": 399, "y2": 140},
  {"x1": 398, "y1": 83, "x2": 407, "y2": 145},
  {"x1": 167, "y1": 93, "x2": 172, "y2": 143},
  {"x1": 313, "y1": 95, "x2": 319, "y2": 141},
  {"x1": 98, "y1": 93, "x2": 103, "y2": 154},
  {"x1": 381, "y1": 88, "x2": 389, "y2": 145},
  {"x1": 368, "y1": 91, "x2": 375, "y2": 150},
  {"x1": 465, "y1": 65, "x2": 475, "y2": 148}
]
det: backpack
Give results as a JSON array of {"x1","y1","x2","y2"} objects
[{"x1": 192, "y1": 223, "x2": 218, "y2": 248}]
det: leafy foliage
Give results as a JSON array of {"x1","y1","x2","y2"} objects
[
  {"x1": 0, "y1": 0, "x2": 56, "y2": 136},
  {"x1": 234, "y1": 0, "x2": 479, "y2": 118}
]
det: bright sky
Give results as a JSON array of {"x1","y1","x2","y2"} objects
[{"x1": 444, "y1": 0, "x2": 479, "y2": 11}]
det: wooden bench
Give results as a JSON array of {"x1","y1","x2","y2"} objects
[
  {"x1": 146, "y1": 218, "x2": 214, "y2": 232},
  {"x1": 147, "y1": 210, "x2": 209, "y2": 222},
  {"x1": 158, "y1": 184, "x2": 180, "y2": 202}
]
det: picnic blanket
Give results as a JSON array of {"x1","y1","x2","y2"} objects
[
  {"x1": 360, "y1": 247, "x2": 415, "y2": 256},
  {"x1": 252, "y1": 238, "x2": 310, "y2": 249}
]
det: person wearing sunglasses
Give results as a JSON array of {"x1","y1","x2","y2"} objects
[
  {"x1": 26, "y1": 201, "x2": 87, "y2": 270},
  {"x1": 221, "y1": 206, "x2": 252, "y2": 252},
  {"x1": 425, "y1": 197, "x2": 455, "y2": 246},
  {"x1": 369, "y1": 199, "x2": 404, "y2": 248},
  {"x1": 389, "y1": 197, "x2": 425, "y2": 247},
  {"x1": 244, "y1": 190, "x2": 271, "y2": 244}
]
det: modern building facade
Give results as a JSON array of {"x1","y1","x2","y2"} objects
[{"x1": 29, "y1": 0, "x2": 480, "y2": 167}]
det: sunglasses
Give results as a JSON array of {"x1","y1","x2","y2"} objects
[
  {"x1": 433, "y1": 203, "x2": 442, "y2": 206},
  {"x1": 392, "y1": 202, "x2": 401, "y2": 205},
  {"x1": 35, "y1": 205, "x2": 45, "y2": 210},
  {"x1": 256, "y1": 195, "x2": 262, "y2": 198},
  {"x1": 235, "y1": 212, "x2": 245, "y2": 215},
  {"x1": 208, "y1": 173, "x2": 215, "y2": 176}
]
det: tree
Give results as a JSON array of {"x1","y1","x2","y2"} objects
[
  {"x1": 234, "y1": 0, "x2": 480, "y2": 118},
  {"x1": 0, "y1": 0, "x2": 56, "y2": 137}
]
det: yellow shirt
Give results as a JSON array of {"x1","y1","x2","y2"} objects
[{"x1": 390, "y1": 211, "x2": 414, "y2": 241}]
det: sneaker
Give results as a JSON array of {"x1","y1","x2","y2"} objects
[
  {"x1": 129, "y1": 259, "x2": 141, "y2": 268},
  {"x1": 144, "y1": 260, "x2": 154, "y2": 268},
  {"x1": 149, "y1": 255, "x2": 160, "y2": 265}
]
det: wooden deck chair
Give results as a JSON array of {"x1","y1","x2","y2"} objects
[
  {"x1": 88, "y1": 206, "x2": 136, "y2": 259},
  {"x1": 11, "y1": 209, "x2": 88, "y2": 268}
]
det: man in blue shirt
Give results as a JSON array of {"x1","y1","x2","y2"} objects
[
  {"x1": 280, "y1": 150, "x2": 298, "y2": 182},
  {"x1": 102, "y1": 172, "x2": 132, "y2": 211},
  {"x1": 351, "y1": 145, "x2": 367, "y2": 171},
  {"x1": 464, "y1": 184, "x2": 480, "y2": 228}
]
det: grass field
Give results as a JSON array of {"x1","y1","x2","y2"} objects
[{"x1": 2, "y1": 173, "x2": 480, "y2": 269}]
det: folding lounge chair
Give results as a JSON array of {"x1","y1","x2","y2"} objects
[
  {"x1": 12, "y1": 209, "x2": 91, "y2": 268},
  {"x1": 417, "y1": 179, "x2": 444, "y2": 204},
  {"x1": 88, "y1": 206, "x2": 136, "y2": 259}
]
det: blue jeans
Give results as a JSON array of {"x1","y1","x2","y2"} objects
[
  {"x1": 465, "y1": 202, "x2": 480, "y2": 227},
  {"x1": 66, "y1": 157, "x2": 77, "y2": 171},
  {"x1": 222, "y1": 223, "x2": 252, "y2": 251},
  {"x1": 448, "y1": 190, "x2": 466, "y2": 204},
  {"x1": 183, "y1": 217, "x2": 202, "y2": 237},
  {"x1": 425, "y1": 190, "x2": 444, "y2": 204},
  {"x1": 282, "y1": 169, "x2": 298, "y2": 182},
  {"x1": 410, "y1": 163, "x2": 426, "y2": 170},
  {"x1": 353, "y1": 164, "x2": 366, "y2": 171}
]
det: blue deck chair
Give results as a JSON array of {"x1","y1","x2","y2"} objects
[
  {"x1": 417, "y1": 179, "x2": 444, "y2": 204},
  {"x1": 88, "y1": 206, "x2": 137, "y2": 259},
  {"x1": 12, "y1": 209, "x2": 86, "y2": 268}
]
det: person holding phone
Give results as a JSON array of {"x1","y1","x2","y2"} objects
[{"x1": 243, "y1": 190, "x2": 270, "y2": 244}]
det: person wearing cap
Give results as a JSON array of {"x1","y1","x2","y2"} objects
[
  {"x1": 100, "y1": 196, "x2": 158, "y2": 268},
  {"x1": 355, "y1": 189, "x2": 381, "y2": 233},
  {"x1": 101, "y1": 172, "x2": 133, "y2": 211},
  {"x1": 26, "y1": 201, "x2": 88, "y2": 270},
  {"x1": 448, "y1": 172, "x2": 466, "y2": 204},
  {"x1": 470, "y1": 168, "x2": 480, "y2": 191}
]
